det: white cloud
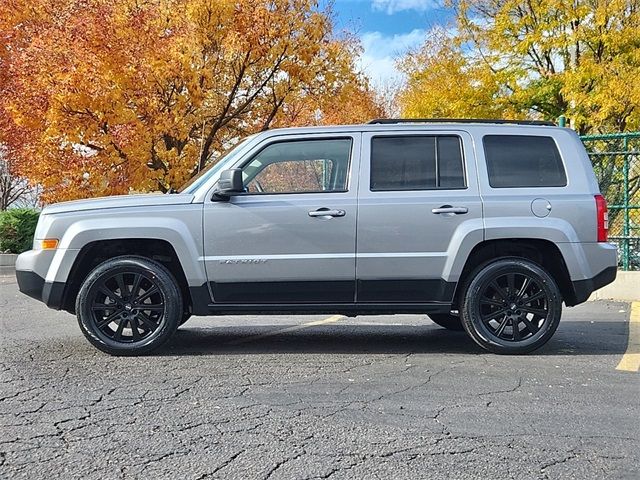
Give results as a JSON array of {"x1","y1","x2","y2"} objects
[
  {"x1": 372, "y1": 0, "x2": 440, "y2": 15},
  {"x1": 358, "y1": 29, "x2": 426, "y2": 87}
]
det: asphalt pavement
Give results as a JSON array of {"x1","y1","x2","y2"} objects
[{"x1": 1, "y1": 273, "x2": 638, "y2": 479}]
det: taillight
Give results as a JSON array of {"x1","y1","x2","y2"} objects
[{"x1": 595, "y1": 194, "x2": 608, "y2": 242}]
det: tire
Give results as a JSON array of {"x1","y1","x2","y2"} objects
[
  {"x1": 460, "y1": 257, "x2": 562, "y2": 355},
  {"x1": 76, "y1": 255, "x2": 182, "y2": 356},
  {"x1": 428, "y1": 313, "x2": 464, "y2": 331}
]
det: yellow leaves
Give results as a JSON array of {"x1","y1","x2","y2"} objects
[
  {"x1": 399, "y1": 0, "x2": 640, "y2": 133},
  {"x1": 397, "y1": 31, "x2": 509, "y2": 121}
]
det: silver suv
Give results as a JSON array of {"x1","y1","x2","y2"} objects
[{"x1": 15, "y1": 119, "x2": 617, "y2": 355}]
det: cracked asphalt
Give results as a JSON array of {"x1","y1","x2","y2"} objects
[{"x1": 1, "y1": 272, "x2": 639, "y2": 479}]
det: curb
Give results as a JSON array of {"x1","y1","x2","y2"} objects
[
  {"x1": 0, "y1": 253, "x2": 18, "y2": 267},
  {"x1": 588, "y1": 271, "x2": 640, "y2": 302}
]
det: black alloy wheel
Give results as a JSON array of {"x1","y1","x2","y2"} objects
[
  {"x1": 90, "y1": 271, "x2": 165, "y2": 343},
  {"x1": 76, "y1": 256, "x2": 182, "y2": 356},
  {"x1": 461, "y1": 258, "x2": 562, "y2": 354},
  {"x1": 479, "y1": 272, "x2": 548, "y2": 341}
]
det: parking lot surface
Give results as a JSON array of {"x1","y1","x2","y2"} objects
[{"x1": 1, "y1": 273, "x2": 638, "y2": 479}]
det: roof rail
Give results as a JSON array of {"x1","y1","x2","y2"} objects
[{"x1": 367, "y1": 118, "x2": 556, "y2": 126}]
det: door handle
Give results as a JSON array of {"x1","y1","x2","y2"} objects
[
  {"x1": 431, "y1": 205, "x2": 468, "y2": 215},
  {"x1": 308, "y1": 208, "x2": 346, "y2": 218}
]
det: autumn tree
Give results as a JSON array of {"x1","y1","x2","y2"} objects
[
  {"x1": 398, "y1": 0, "x2": 640, "y2": 134},
  {"x1": 0, "y1": 0, "x2": 380, "y2": 203},
  {"x1": 0, "y1": 150, "x2": 37, "y2": 210},
  {"x1": 0, "y1": 59, "x2": 36, "y2": 209},
  {"x1": 397, "y1": 28, "x2": 515, "y2": 120}
]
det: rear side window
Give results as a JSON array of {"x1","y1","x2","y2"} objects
[
  {"x1": 370, "y1": 135, "x2": 465, "y2": 191},
  {"x1": 483, "y1": 135, "x2": 567, "y2": 188}
]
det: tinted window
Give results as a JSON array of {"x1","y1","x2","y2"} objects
[
  {"x1": 438, "y1": 136, "x2": 466, "y2": 188},
  {"x1": 242, "y1": 139, "x2": 351, "y2": 194},
  {"x1": 483, "y1": 135, "x2": 567, "y2": 188},
  {"x1": 370, "y1": 136, "x2": 465, "y2": 191}
]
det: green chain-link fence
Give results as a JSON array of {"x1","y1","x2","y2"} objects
[{"x1": 581, "y1": 132, "x2": 640, "y2": 270}]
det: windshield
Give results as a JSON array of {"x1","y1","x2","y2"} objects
[{"x1": 178, "y1": 135, "x2": 255, "y2": 194}]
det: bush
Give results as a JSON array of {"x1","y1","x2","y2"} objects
[{"x1": 0, "y1": 208, "x2": 40, "y2": 254}]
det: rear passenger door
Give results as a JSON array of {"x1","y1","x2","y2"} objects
[{"x1": 356, "y1": 131, "x2": 483, "y2": 303}]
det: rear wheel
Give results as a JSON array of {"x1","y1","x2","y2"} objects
[
  {"x1": 76, "y1": 256, "x2": 182, "y2": 356},
  {"x1": 428, "y1": 313, "x2": 464, "y2": 331},
  {"x1": 460, "y1": 258, "x2": 562, "y2": 354}
]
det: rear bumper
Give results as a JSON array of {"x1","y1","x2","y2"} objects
[
  {"x1": 570, "y1": 266, "x2": 617, "y2": 306},
  {"x1": 15, "y1": 269, "x2": 65, "y2": 310}
]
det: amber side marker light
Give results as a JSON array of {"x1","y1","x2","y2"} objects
[{"x1": 41, "y1": 239, "x2": 59, "y2": 250}]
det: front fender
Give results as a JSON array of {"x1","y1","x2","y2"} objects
[{"x1": 49, "y1": 216, "x2": 205, "y2": 286}]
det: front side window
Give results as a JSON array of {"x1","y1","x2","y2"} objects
[
  {"x1": 483, "y1": 135, "x2": 567, "y2": 188},
  {"x1": 242, "y1": 138, "x2": 352, "y2": 194},
  {"x1": 370, "y1": 135, "x2": 465, "y2": 191}
]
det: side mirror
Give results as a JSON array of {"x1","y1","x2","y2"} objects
[{"x1": 215, "y1": 168, "x2": 244, "y2": 198}]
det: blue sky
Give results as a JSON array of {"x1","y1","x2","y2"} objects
[{"x1": 325, "y1": 1, "x2": 455, "y2": 87}]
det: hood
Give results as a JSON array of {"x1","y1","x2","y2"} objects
[{"x1": 42, "y1": 193, "x2": 195, "y2": 215}]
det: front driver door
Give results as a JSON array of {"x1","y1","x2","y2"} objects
[{"x1": 203, "y1": 134, "x2": 360, "y2": 304}]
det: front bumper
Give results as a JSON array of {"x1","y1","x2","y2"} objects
[
  {"x1": 15, "y1": 270, "x2": 45, "y2": 301},
  {"x1": 15, "y1": 249, "x2": 67, "y2": 310},
  {"x1": 16, "y1": 269, "x2": 66, "y2": 310}
]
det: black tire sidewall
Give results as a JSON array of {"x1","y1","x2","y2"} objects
[
  {"x1": 76, "y1": 256, "x2": 182, "y2": 356},
  {"x1": 461, "y1": 258, "x2": 562, "y2": 354}
]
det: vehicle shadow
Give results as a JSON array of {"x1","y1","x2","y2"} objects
[{"x1": 160, "y1": 320, "x2": 630, "y2": 357}]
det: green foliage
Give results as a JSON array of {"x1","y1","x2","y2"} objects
[
  {"x1": 0, "y1": 208, "x2": 39, "y2": 254},
  {"x1": 582, "y1": 133, "x2": 640, "y2": 270}
]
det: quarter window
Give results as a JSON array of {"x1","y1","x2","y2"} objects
[
  {"x1": 242, "y1": 138, "x2": 352, "y2": 194},
  {"x1": 483, "y1": 135, "x2": 567, "y2": 188},
  {"x1": 370, "y1": 136, "x2": 465, "y2": 191}
]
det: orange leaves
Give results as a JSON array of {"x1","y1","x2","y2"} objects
[{"x1": 0, "y1": 0, "x2": 381, "y2": 202}]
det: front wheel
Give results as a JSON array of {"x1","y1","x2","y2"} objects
[
  {"x1": 460, "y1": 258, "x2": 562, "y2": 354},
  {"x1": 76, "y1": 256, "x2": 182, "y2": 356}
]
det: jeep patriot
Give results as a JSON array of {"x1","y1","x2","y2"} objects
[{"x1": 15, "y1": 119, "x2": 617, "y2": 355}]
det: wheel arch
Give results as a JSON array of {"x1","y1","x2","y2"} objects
[
  {"x1": 452, "y1": 238, "x2": 578, "y2": 309},
  {"x1": 61, "y1": 239, "x2": 192, "y2": 314}
]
